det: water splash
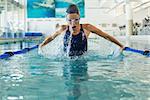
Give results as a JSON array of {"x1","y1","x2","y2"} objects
[{"x1": 38, "y1": 34, "x2": 122, "y2": 60}]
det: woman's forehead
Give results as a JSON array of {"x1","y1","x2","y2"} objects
[{"x1": 66, "y1": 13, "x2": 80, "y2": 19}]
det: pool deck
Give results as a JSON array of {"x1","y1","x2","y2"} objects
[
  {"x1": 115, "y1": 35, "x2": 150, "y2": 44},
  {"x1": 0, "y1": 37, "x2": 43, "y2": 44}
]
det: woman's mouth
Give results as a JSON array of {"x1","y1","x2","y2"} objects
[{"x1": 72, "y1": 26, "x2": 76, "y2": 29}]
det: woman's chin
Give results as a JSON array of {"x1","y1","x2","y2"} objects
[{"x1": 71, "y1": 28, "x2": 77, "y2": 32}]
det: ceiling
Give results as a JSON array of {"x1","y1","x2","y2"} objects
[
  {"x1": 86, "y1": 0, "x2": 150, "y2": 12},
  {"x1": 0, "y1": 0, "x2": 150, "y2": 13}
]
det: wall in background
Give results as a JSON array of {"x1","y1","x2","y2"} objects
[{"x1": 112, "y1": 6, "x2": 150, "y2": 26}]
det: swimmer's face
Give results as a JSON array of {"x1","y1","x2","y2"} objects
[{"x1": 66, "y1": 13, "x2": 80, "y2": 31}]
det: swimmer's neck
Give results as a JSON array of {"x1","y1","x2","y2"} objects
[{"x1": 69, "y1": 25, "x2": 81, "y2": 35}]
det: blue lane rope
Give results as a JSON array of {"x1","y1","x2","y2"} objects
[
  {"x1": 0, "y1": 45, "x2": 39, "y2": 59},
  {"x1": 0, "y1": 45, "x2": 149, "y2": 59},
  {"x1": 123, "y1": 47, "x2": 150, "y2": 57}
]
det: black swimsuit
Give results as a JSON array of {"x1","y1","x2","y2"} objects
[{"x1": 63, "y1": 24, "x2": 87, "y2": 57}]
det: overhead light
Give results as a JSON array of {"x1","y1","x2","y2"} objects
[
  {"x1": 115, "y1": 0, "x2": 124, "y2": 3},
  {"x1": 99, "y1": 0, "x2": 107, "y2": 7},
  {"x1": 14, "y1": 0, "x2": 19, "y2": 2}
]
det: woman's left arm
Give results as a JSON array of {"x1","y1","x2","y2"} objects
[{"x1": 83, "y1": 24, "x2": 124, "y2": 49}]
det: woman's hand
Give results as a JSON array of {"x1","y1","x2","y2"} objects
[
  {"x1": 119, "y1": 46, "x2": 125, "y2": 52},
  {"x1": 38, "y1": 44, "x2": 44, "y2": 54},
  {"x1": 39, "y1": 44, "x2": 43, "y2": 48},
  {"x1": 143, "y1": 50, "x2": 150, "y2": 55}
]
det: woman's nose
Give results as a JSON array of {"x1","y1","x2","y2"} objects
[{"x1": 71, "y1": 21, "x2": 76, "y2": 26}]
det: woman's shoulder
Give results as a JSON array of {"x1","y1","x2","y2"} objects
[
  {"x1": 81, "y1": 23, "x2": 99, "y2": 33},
  {"x1": 82, "y1": 23, "x2": 93, "y2": 28},
  {"x1": 59, "y1": 25, "x2": 68, "y2": 30},
  {"x1": 55, "y1": 24, "x2": 68, "y2": 32}
]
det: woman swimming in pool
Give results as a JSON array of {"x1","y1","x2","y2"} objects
[{"x1": 40, "y1": 4, "x2": 124, "y2": 57}]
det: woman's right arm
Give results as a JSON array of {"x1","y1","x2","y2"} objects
[{"x1": 40, "y1": 25, "x2": 67, "y2": 47}]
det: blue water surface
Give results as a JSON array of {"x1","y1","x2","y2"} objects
[{"x1": 0, "y1": 40, "x2": 150, "y2": 100}]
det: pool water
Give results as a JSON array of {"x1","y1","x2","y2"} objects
[{"x1": 0, "y1": 40, "x2": 150, "y2": 100}]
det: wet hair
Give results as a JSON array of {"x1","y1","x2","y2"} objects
[{"x1": 66, "y1": 4, "x2": 79, "y2": 14}]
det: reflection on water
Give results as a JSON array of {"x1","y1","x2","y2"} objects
[{"x1": 63, "y1": 59, "x2": 89, "y2": 100}]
